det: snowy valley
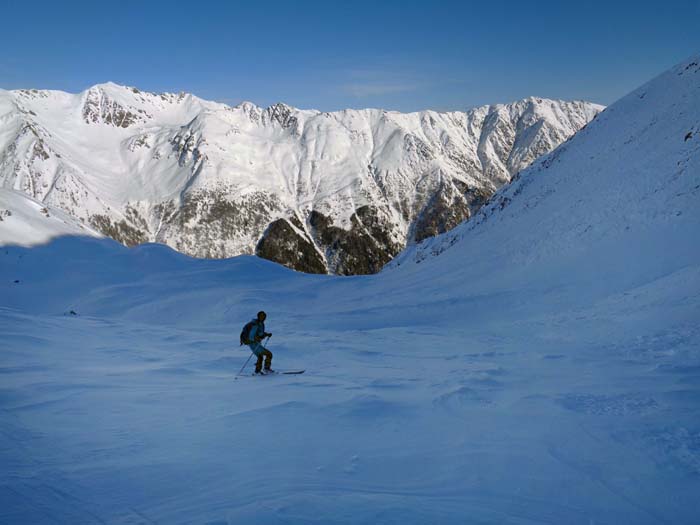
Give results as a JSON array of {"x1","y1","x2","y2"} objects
[{"x1": 0, "y1": 54, "x2": 699, "y2": 525}]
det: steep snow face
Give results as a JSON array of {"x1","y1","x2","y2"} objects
[
  {"x1": 0, "y1": 58, "x2": 699, "y2": 524},
  {"x1": 391, "y1": 56, "x2": 700, "y2": 288},
  {"x1": 0, "y1": 188, "x2": 101, "y2": 246},
  {"x1": 0, "y1": 84, "x2": 602, "y2": 273}
]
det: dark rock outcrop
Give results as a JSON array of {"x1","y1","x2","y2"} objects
[
  {"x1": 308, "y1": 206, "x2": 403, "y2": 275},
  {"x1": 89, "y1": 214, "x2": 147, "y2": 247},
  {"x1": 413, "y1": 182, "x2": 493, "y2": 242},
  {"x1": 256, "y1": 217, "x2": 326, "y2": 274}
]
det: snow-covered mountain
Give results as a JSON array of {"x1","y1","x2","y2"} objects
[
  {"x1": 390, "y1": 55, "x2": 700, "y2": 274},
  {"x1": 0, "y1": 84, "x2": 602, "y2": 273},
  {"x1": 0, "y1": 57, "x2": 698, "y2": 524}
]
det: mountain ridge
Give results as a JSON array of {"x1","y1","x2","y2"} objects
[
  {"x1": 0, "y1": 82, "x2": 603, "y2": 273},
  {"x1": 389, "y1": 54, "x2": 700, "y2": 278}
]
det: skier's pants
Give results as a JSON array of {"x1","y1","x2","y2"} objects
[
  {"x1": 255, "y1": 350, "x2": 273, "y2": 372},
  {"x1": 248, "y1": 342, "x2": 272, "y2": 372}
]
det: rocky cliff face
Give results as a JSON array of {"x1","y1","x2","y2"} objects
[{"x1": 0, "y1": 84, "x2": 603, "y2": 273}]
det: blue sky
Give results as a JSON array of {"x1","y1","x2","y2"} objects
[{"x1": 1, "y1": 0, "x2": 698, "y2": 111}]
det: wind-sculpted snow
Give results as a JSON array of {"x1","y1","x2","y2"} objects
[{"x1": 0, "y1": 84, "x2": 602, "y2": 273}]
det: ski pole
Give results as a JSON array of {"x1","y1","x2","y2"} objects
[{"x1": 235, "y1": 353, "x2": 254, "y2": 379}]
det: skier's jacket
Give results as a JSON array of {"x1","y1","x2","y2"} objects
[{"x1": 241, "y1": 319, "x2": 266, "y2": 345}]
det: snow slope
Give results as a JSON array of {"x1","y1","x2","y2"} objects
[
  {"x1": 0, "y1": 188, "x2": 100, "y2": 246},
  {"x1": 0, "y1": 56, "x2": 698, "y2": 524},
  {"x1": 0, "y1": 84, "x2": 602, "y2": 273}
]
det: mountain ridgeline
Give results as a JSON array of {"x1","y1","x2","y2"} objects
[{"x1": 0, "y1": 84, "x2": 602, "y2": 274}]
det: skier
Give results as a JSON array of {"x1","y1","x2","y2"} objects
[{"x1": 242, "y1": 311, "x2": 273, "y2": 374}]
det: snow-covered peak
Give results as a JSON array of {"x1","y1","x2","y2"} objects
[{"x1": 81, "y1": 84, "x2": 152, "y2": 127}]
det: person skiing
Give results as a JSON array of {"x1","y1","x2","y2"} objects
[{"x1": 243, "y1": 310, "x2": 273, "y2": 374}]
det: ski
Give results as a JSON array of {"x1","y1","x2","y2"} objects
[{"x1": 251, "y1": 370, "x2": 305, "y2": 376}]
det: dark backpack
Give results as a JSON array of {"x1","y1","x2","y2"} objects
[{"x1": 240, "y1": 320, "x2": 257, "y2": 345}]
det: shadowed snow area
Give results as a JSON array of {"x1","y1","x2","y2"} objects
[{"x1": 1, "y1": 56, "x2": 699, "y2": 523}]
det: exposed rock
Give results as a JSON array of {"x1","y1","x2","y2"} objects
[
  {"x1": 308, "y1": 206, "x2": 403, "y2": 275},
  {"x1": 156, "y1": 189, "x2": 284, "y2": 259},
  {"x1": 414, "y1": 185, "x2": 470, "y2": 243},
  {"x1": 82, "y1": 87, "x2": 148, "y2": 128},
  {"x1": 264, "y1": 103, "x2": 299, "y2": 132},
  {"x1": 89, "y1": 214, "x2": 148, "y2": 247},
  {"x1": 256, "y1": 218, "x2": 326, "y2": 274},
  {"x1": 413, "y1": 181, "x2": 495, "y2": 243},
  {"x1": 32, "y1": 140, "x2": 50, "y2": 161}
]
